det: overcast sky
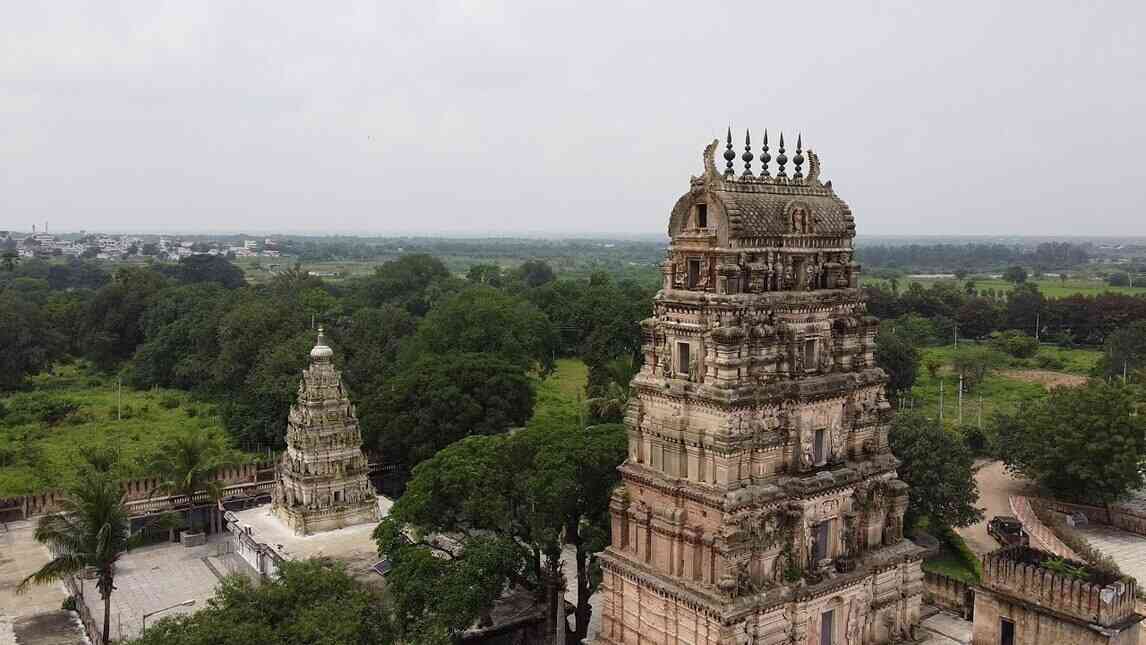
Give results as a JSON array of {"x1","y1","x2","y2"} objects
[{"x1": 3, "y1": 1, "x2": 1143, "y2": 237}]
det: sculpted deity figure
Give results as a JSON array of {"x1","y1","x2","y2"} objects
[
  {"x1": 830, "y1": 416, "x2": 846, "y2": 461},
  {"x1": 688, "y1": 355, "x2": 700, "y2": 382},
  {"x1": 799, "y1": 424, "x2": 815, "y2": 468},
  {"x1": 847, "y1": 588, "x2": 872, "y2": 645},
  {"x1": 660, "y1": 353, "x2": 672, "y2": 377}
]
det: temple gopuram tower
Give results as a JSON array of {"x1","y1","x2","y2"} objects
[
  {"x1": 272, "y1": 327, "x2": 378, "y2": 535},
  {"x1": 594, "y1": 131, "x2": 924, "y2": 645}
]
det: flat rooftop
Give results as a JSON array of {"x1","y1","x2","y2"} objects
[{"x1": 231, "y1": 497, "x2": 392, "y2": 586}]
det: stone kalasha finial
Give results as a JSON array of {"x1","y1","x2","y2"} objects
[
  {"x1": 776, "y1": 133, "x2": 788, "y2": 178},
  {"x1": 793, "y1": 134, "x2": 804, "y2": 181},
  {"x1": 724, "y1": 127, "x2": 736, "y2": 177},
  {"x1": 740, "y1": 129, "x2": 754, "y2": 179},
  {"x1": 310, "y1": 325, "x2": 333, "y2": 361},
  {"x1": 759, "y1": 129, "x2": 771, "y2": 178}
]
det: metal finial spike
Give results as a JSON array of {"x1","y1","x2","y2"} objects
[
  {"x1": 759, "y1": 129, "x2": 771, "y2": 178},
  {"x1": 740, "y1": 129, "x2": 754, "y2": 178},
  {"x1": 723, "y1": 127, "x2": 736, "y2": 177},
  {"x1": 793, "y1": 133, "x2": 805, "y2": 181},
  {"x1": 776, "y1": 132, "x2": 788, "y2": 178}
]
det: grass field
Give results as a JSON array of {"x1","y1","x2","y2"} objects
[
  {"x1": 863, "y1": 276, "x2": 1146, "y2": 298},
  {"x1": 903, "y1": 344, "x2": 1100, "y2": 429},
  {"x1": 0, "y1": 364, "x2": 244, "y2": 497}
]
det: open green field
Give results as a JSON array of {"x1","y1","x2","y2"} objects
[
  {"x1": 0, "y1": 364, "x2": 245, "y2": 497},
  {"x1": 863, "y1": 276, "x2": 1145, "y2": 298},
  {"x1": 905, "y1": 344, "x2": 1099, "y2": 430}
]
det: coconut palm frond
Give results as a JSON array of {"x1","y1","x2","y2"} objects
[{"x1": 16, "y1": 553, "x2": 86, "y2": 593}]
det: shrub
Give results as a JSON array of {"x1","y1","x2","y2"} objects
[
  {"x1": 1034, "y1": 354, "x2": 1065, "y2": 371},
  {"x1": 990, "y1": 330, "x2": 1039, "y2": 359},
  {"x1": 185, "y1": 406, "x2": 199, "y2": 418},
  {"x1": 159, "y1": 395, "x2": 181, "y2": 409},
  {"x1": 29, "y1": 397, "x2": 80, "y2": 426}
]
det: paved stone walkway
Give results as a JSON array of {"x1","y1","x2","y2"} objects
[
  {"x1": 0, "y1": 520, "x2": 89, "y2": 645},
  {"x1": 1075, "y1": 523, "x2": 1146, "y2": 584},
  {"x1": 79, "y1": 536, "x2": 230, "y2": 642},
  {"x1": 919, "y1": 609, "x2": 973, "y2": 644}
]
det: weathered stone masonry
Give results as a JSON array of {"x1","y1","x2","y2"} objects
[
  {"x1": 272, "y1": 328, "x2": 378, "y2": 535},
  {"x1": 594, "y1": 131, "x2": 925, "y2": 645}
]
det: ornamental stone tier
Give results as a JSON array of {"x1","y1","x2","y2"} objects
[
  {"x1": 593, "y1": 130, "x2": 925, "y2": 645},
  {"x1": 272, "y1": 327, "x2": 378, "y2": 535}
]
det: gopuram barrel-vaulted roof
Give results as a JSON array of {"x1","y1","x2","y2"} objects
[{"x1": 669, "y1": 129, "x2": 857, "y2": 246}]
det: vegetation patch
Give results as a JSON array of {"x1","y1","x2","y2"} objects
[{"x1": 0, "y1": 363, "x2": 246, "y2": 497}]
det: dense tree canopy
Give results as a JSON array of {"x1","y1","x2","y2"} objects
[
  {"x1": 874, "y1": 327, "x2": 920, "y2": 401},
  {"x1": 996, "y1": 380, "x2": 1146, "y2": 506},
  {"x1": 128, "y1": 560, "x2": 394, "y2": 645},
  {"x1": 374, "y1": 353, "x2": 535, "y2": 467},
  {"x1": 889, "y1": 412, "x2": 982, "y2": 530},
  {"x1": 375, "y1": 414, "x2": 626, "y2": 644}
]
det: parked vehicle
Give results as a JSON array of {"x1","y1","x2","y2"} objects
[{"x1": 987, "y1": 515, "x2": 1030, "y2": 547}]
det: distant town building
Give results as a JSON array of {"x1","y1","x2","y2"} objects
[
  {"x1": 594, "y1": 132, "x2": 924, "y2": 644},
  {"x1": 272, "y1": 328, "x2": 378, "y2": 535}
]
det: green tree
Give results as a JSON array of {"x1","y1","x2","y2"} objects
[
  {"x1": 1098, "y1": 321, "x2": 1146, "y2": 380},
  {"x1": 514, "y1": 259, "x2": 556, "y2": 288},
  {"x1": 889, "y1": 412, "x2": 982, "y2": 530},
  {"x1": 955, "y1": 297, "x2": 1003, "y2": 340},
  {"x1": 18, "y1": 469, "x2": 135, "y2": 644},
  {"x1": 875, "y1": 327, "x2": 920, "y2": 400},
  {"x1": 375, "y1": 352, "x2": 535, "y2": 468},
  {"x1": 989, "y1": 330, "x2": 1039, "y2": 359},
  {"x1": 405, "y1": 286, "x2": 556, "y2": 373},
  {"x1": 951, "y1": 346, "x2": 1005, "y2": 390},
  {"x1": 1, "y1": 250, "x2": 17, "y2": 271},
  {"x1": 466, "y1": 263, "x2": 504, "y2": 287},
  {"x1": 996, "y1": 381, "x2": 1146, "y2": 508},
  {"x1": 167, "y1": 254, "x2": 246, "y2": 288},
  {"x1": 585, "y1": 356, "x2": 637, "y2": 423},
  {"x1": 147, "y1": 431, "x2": 235, "y2": 533},
  {"x1": 1002, "y1": 265, "x2": 1028, "y2": 284},
  {"x1": 82, "y1": 266, "x2": 167, "y2": 370},
  {"x1": 376, "y1": 418, "x2": 626, "y2": 644},
  {"x1": 128, "y1": 559, "x2": 395, "y2": 645},
  {"x1": 355, "y1": 254, "x2": 454, "y2": 316},
  {"x1": 0, "y1": 291, "x2": 62, "y2": 389}
]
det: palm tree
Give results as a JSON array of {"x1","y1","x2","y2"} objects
[
  {"x1": 148, "y1": 432, "x2": 230, "y2": 537},
  {"x1": 18, "y1": 469, "x2": 133, "y2": 644},
  {"x1": 585, "y1": 356, "x2": 638, "y2": 423}
]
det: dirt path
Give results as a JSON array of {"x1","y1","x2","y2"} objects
[
  {"x1": 955, "y1": 460, "x2": 1033, "y2": 556},
  {"x1": 999, "y1": 370, "x2": 1087, "y2": 390}
]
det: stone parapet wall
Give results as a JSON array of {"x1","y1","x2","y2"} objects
[
  {"x1": 0, "y1": 463, "x2": 266, "y2": 522},
  {"x1": 1041, "y1": 498, "x2": 1146, "y2": 539},
  {"x1": 981, "y1": 546, "x2": 1137, "y2": 628},
  {"x1": 1010, "y1": 495, "x2": 1082, "y2": 560},
  {"x1": 924, "y1": 571, "x2": 970, "y2": 615}
]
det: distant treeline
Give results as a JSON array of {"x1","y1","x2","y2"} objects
[
  {"x1": 856, "y1": 241, "x2": 1090, "y2": 272},
  {"x1": 866, "y1": 279, "x2": 1146, "y2": 350},
  {"x1": 1, "y1": 254, "x2": 651, "y2": 465}
]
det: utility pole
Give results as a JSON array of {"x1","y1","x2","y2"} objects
[
  {"x1": 117, "y1": 376, "x2": 122, "y2": 421},
  {"x1": 977, "y1": 394, "x2": 983, "y2": 429},
  {"x1": 954, "y1": 325, "x2": 958, "y2": 349},
  {"x1": 958, "y1": 373, "x2": 964, "y2": 425},
  {"x1": 938, "y1": 380, "x2": 944, "y2": 423},
  {"x1": 1035, "y1": 312, "x2": 1040, "y2": 344}
]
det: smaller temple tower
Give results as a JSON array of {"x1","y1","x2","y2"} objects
[{"x1": 272, "y1": 327, "x2": 379, "y2": 535}]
